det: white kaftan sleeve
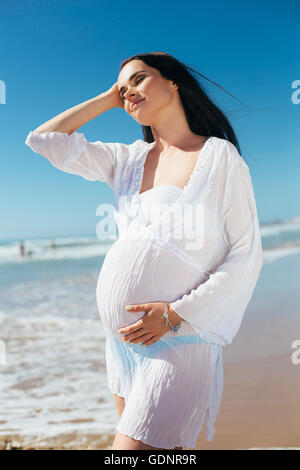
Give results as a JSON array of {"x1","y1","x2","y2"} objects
[
  {"x1": 25, "y1": 130, "x2": 132, "y2": 191},
  {"x1": 170, "y1": 155, "x2": 263, "y2": 346}
]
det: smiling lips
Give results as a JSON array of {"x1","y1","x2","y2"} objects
[{"x1": 131, "y1": 99, "x2": 145, "y2": 110}]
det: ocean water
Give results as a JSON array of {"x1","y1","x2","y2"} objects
[{"x1": 0, "y1": 218, "x2": 300, "y2": 449}]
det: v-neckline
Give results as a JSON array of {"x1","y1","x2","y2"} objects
[
  {"x1": 130, "y1": 136, "x2": 215, "y2": 233},
  {"x1": 135, "y1": 136, "x2": 214, "y2": 200}
]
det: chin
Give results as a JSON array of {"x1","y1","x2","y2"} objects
[
  {"x1": 133, "y1": 112, "x2": 153, "y2": 126},
  {"x1": 132, "y1": 115, "x2": 149, "y2": 125}
]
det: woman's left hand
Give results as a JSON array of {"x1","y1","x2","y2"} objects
[{"x1": 117, "y1": 302, "x2": 181, "y2": 346}]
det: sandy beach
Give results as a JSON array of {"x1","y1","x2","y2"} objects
[{"x1": 193, "y1": 353, "x2": 300, "y2": 450}]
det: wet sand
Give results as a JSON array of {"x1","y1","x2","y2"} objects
[
  {"x1": 190, "y1": 300, "x2": 300, "y2": 450},
  {"x1": 192, "y1": 352, "x2": 300, "y2": 450}
]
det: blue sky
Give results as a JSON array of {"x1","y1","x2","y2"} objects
[{"x1": 1, "y1": 0, "x2": 299, "y2": 240}]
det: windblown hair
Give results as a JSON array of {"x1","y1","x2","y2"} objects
[{"x1": 120, "y1": 51, "x2": 244, "y2": 155}]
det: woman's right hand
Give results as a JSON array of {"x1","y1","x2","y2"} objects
[{"x1": 105, "y1": 82, "x2": 124, "y2": 109}]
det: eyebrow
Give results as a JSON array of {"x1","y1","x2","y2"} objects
[{"x1": 118, "y1": 70, "x2": 147, "y2": 96}]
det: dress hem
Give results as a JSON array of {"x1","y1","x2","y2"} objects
[{"x1": 115, "y1": 425, "x2": 198, "y2": 450}]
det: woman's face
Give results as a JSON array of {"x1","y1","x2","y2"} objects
[{"x1": 117, "y1": 59, "x2": 177, "y2": 126}]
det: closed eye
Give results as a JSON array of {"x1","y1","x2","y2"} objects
[{"x1": 121, "y1": 76, "x2": 144, "y2": 101}]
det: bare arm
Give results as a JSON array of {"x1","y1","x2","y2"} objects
[
  {"x1": 33, "y1": 83, "x2": 123, "y2": 135},
  {"x1": 25, "y1": 84, "x2": 129, "y2": 188}
]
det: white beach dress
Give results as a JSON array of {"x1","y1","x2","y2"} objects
[{"x1": 25, "y1": 131, "x2": 263, "y2": 449}]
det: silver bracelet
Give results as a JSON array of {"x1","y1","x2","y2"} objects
[{"x1": 161, "y1": 303, "x2": 181, "y2": 334}]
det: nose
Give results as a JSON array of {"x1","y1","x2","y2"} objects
[{"x1": 123, "y1": 86, "x2": 137, "y2": 102}]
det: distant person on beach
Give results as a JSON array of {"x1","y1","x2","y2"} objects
[
  {"x1": 19, "y1": 240, "x2": 33, "y2": 258},
  {"x1": 50, "y1": 239, "x2": 56, "y2": 250},
  {"x1": 19, "y1": 241, "x2": 25, "y2": 258}
]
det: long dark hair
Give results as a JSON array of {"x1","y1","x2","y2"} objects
[{"x1": 119, "y1": 51, "x2": 245, "y2": 156}]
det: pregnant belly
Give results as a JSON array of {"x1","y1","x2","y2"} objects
[{"x1": 96, "y1": 237, "x2": 203, "y2": 337}]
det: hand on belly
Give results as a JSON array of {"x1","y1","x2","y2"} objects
[{"x1": 117, "y1": 301, "x2": 183, "y2": 347}]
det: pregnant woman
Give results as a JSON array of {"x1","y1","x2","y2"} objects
[{"x1": 25, "y1": 52, "x2": 263, "y2": 450}]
